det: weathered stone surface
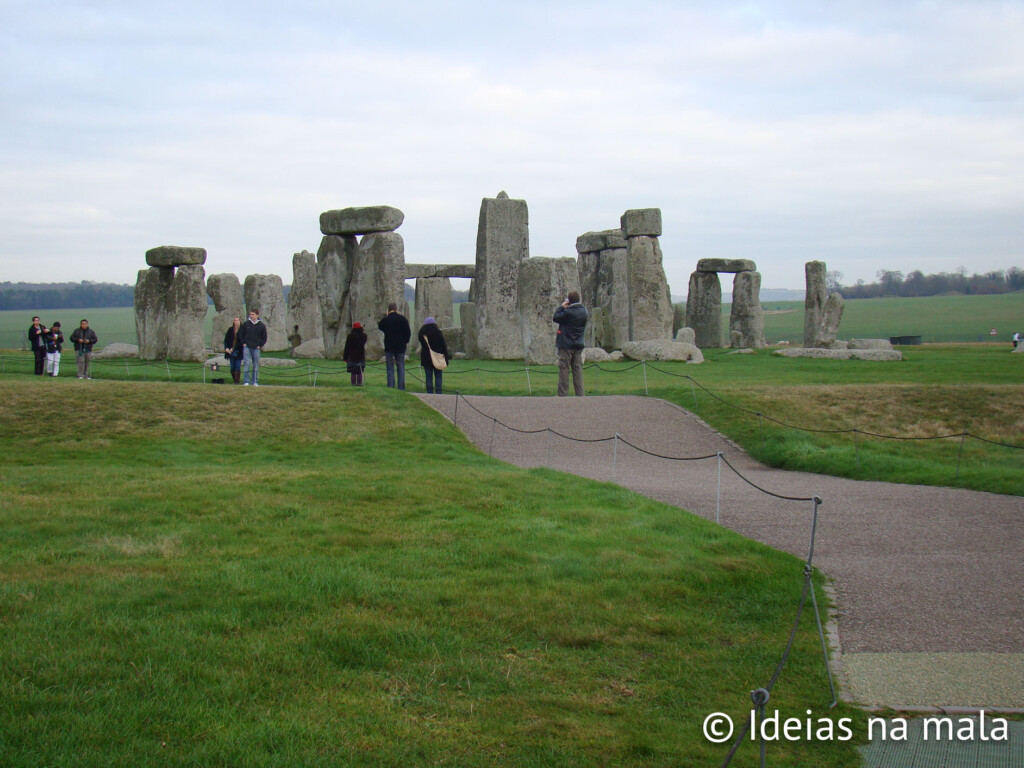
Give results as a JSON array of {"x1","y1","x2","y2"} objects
[
  {"x1": 316, "y1": 235, "x2": 357, "y2": 359},
  {"x1": 774, "y1": 347, "x2": 902, "y2": 361},
  {"x1": 518, "y1": 257, "x2": 580, "y2": 365},
  {"x1": 206, "y1": 273, "x2": 243, "y2": 352},
  {"x1": 440, "y1": 327, "x2": 465, "y2": 355},
  {"x1": 292, "y1": 338, "x2": 326, "y2": 358},
  {"x1": 576, "y1": 229, "x2": 627, "y2": 254},
  {"x1": 287, "y1": 251, "x2": 322, "y2": 347},
  {"x1": 91, "y1": 343, "x2": 138, "y2": 360},
  {"x1": 583, "y1": 346, "x2": 613, "y2": 363},
  {"x1": 244, "y1": 274, "x2": 289, "y2": 352},
  {"x1": 609, "y1": 350, "x2": 625, "y2": 361},
  {"x1": 474, "y1": 193, "x2": 530, "y2": 359},
  {"x1": 848, "y1": 338, "x2": 893, "y2": 350},
  {"x1": 673, "y1": 303, "x2": 686, "y2": 336},
  {"x1": 627, "y1": 236, "x2": 673, "y2": 341},
  {"x1": 593, "y1": 247, "x2": 630, "y2": 350},
  {"x1": 319, "y1": 206, "x2": 404, "y2": 236},
  {"x1": 405, "y1": 264, "x2": 476, "y2": 280},
  {"x1": 621, "y1": 339, "x2": 704, "y2": 363},
  {"x1": 675, "y1": 327, "x2": 696, "y2": 345},
  {"x1": 729, "y1": 271, "x2": 766, "y2": 349},
  {"x1": 584, "y1": 306, "x2": 602, "y2": 348},
  {"x1": 577, "y1": 250, "x2": 600, "y2": 310},
  {"x1": 164, "y1": 264, "x2": 208, "y2": 362},
  {"x1": 414, "y1": 277, "x2": 454, "y2": 332},
  {"x1": 348, "y1": 232, "x2": 407, "y2": 360},
  {"x1": 697, "y1": 258, "x2": 757, "y2": 274},
  {"x1": 620, "y1": 209, "x2": 662, "y2": 238},
  {"x1": 728, "y1": 348, "x2": 756, "y2": 355},
  {"x1": 804, "y1": 261, "x2": 845, "y2": 348},
  {"x1": 459, "y1": 302, "x2": 479, "y2": 359},
  {"x1": 145, "y1": 246, "x2": 207, "y2": 268},
  {"x1": 134, "y1": 266, "x2": 174, "y2": 360},
  {"x1": 685, "y1": 271, "x2": 722, "y2": 348}
]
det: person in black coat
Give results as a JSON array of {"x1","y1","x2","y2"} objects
[
  {"x1": 238, "y1": 309, "x2": 268, "y2": 386},
  {"x1": 28, "y1": 316, "x2": 47, "y2": 375},
  {"x1": 223, "y1": 316, "x2": 244, "y2": 384},
  {"x1": 343, "y1": 322, "x2": 368, "y2": 386},
  {"x1": 377, "y1": 302, "x2": 411, "y2": 390},
  {"x1": 417, "y1": 317, "x2": 449, "y2": 395},
  {"x1": 553, "y1": 290, "x2": 588, "y2": 397}
]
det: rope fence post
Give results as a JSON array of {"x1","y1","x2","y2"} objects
[
  {"x1": 453, "y1": 391, "x2": 459, "y2": 428},
  {"x1": 690, "y1": 377, "x2": 698, "y2": 409},
  {"x1": 956, "y1": 431, "x2": 968, "y2": 480},
  {"x1": 758, "y1": 413, "x2": 765, "y2": 447},
  {"x1": 642, "y1": 360, "x2": 648, "y2": 396},
  {"x1": 852, "y1": 431, "x2": 861, "y2": 470},
  {"x1": 125, "y1": 359, "x2": 129, "y2": 378},
  {"x1": 716, "y1": 451, "x2": 723, "y2": 525},
  {"x1": 313, "y1": 370, "x2": 318, "y2": 387},
  {"x1": 308, "y1": 363, "x2": 312, "y2": 386},
  {"x1": 546, "y1": 428, "x2": 552, "y2": 467},
  {"x1": 612, "y1": 432, "x2": 619, "y2": 483},
  {"x1": 488, "y1": 417, "x2": 497, "y2": 457},
  {"x1": 525, "y1": 366, "x2": 532, "y2": 395},
  {"x1": 165, "y1": 360, "x2": 171, "y2": 381},
  {"x1": 477, "y1": 368, "x2": 482, "y2": 388}
]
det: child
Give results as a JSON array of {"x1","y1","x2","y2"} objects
[
  {"x1": 343, "y1": 322, "x2": 368, "y2": 386},
  {"x1": 45, "y1": 322, "x2": 64, "y2": 377}
]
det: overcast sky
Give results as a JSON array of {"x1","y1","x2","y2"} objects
[{"x1": 2, "y1": 0, "x2": 1022, "y2": 294}]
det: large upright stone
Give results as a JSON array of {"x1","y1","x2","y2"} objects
[
  {"x1": 348, "y1": 232, "x2": 407, "y2": 359},
  {"x1": 287, "y1": 250, "x2": 322, "y2": 346},
  {"x1": 206, "y1": 273, "x2": 243, "y2": 351},
  {"x1": 626, "y1": 235, "x2": 673, "y2": 341},
  {"x1": 518, "y1": 257, "x2": 581, "y2": 365},
  {"x1": 620, "y1": 209, "x2": 663, "y2": 238},
  {"x1": 593, "y1": 246, "x2": 630, "y2": 350},
  {"x1": 414, "y1": 277, "x2": 453, "y2": 331},
  {"x1": 459, "y1": 302, "x2": 479, "y2": 359},
  {"x1": 319, "y1": 206, "x2": 404, "y2": 236},
  {"x1": 729, "y1": 271, "x2": 766, "y2": 349},
  {"x1": 685, "y1": 271, "x2": 723, "y2": 348},
  {"x1": 244, "y1": 274, "x2": 289, "y2": 352},
  {"x1": 134, "y1": 266, "x2": 174, "y2": 359},
  {"x1": 145, "y1": 246, "x2": 207, "y2": 268},
  {"x1": 804, "y1": 261, "x2": 845, "y2": 348},
  {"x1": 316, "y1": 235, "x2": 357, "y2": 359},
  {"x1": 164, "y1": 264, "x2": 208, "y2": 362},
  {"x1": 474, "y1": 192, "x2": 530, "y2": 359}
]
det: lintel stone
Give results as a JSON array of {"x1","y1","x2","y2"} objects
[
  {"x1": 620, "y1": 209, "x2": 662, "y2": 238},
  {"x1": 405, "y1": 264, "x2": 477, "y2": 280},
  {"x1": 146, "y1": 246, "x2": 207, "y2": 267},
  {"x1": 320, "y1": 206, "x2": 405, "y2": 236},
  {"x1": 576, "y1": 229, "x2": 627, "y2": 254},
  {"x1": 697, "y1": 258, "x2": 757, "y2": 273}
]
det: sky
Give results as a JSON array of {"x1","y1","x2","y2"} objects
[{"x1": 1, "y1": 0, "x2": 1022, "y2": 295}]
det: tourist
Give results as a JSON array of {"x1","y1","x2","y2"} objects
[
  {"x1": 377, "y1": 302, "x2": 411, "y2": 390},
  {"x1": 553, "y1": 290, "x2": 588, "y2": 397},
  {"x1": 69, "y1": 319, "x2": 98, "y2": 379},
  {"x1": 1013, "y1": 331, "x2": 1020, "y2": 349},
  {"x1": 417, "y1": 317, "x2": 449, "y2": 395},
  {"x1": 44, "y1": 321, "x2": 64, "y2": 377},
  {"x1": 224, "y1": 316, "x2": 244, "y2": 384},
  {"x1": 239, "y1": 309, "x2": 268, "y2": 386},
  {"x1": 28, "y1": 316, "x2": 47, "y2": 375},
  {"x1": 343, "y1": 321, "x2": 368, "y2": 386},
  {"x1": 288, "y1": 325, "x2": 302, "y2": 357}
]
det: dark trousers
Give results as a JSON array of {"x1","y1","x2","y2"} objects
[
  {"x1": 424, "y1": 365, "x2": 443, "y2": 394},
  {"x1": 33, "y1": 346, "x2": 46, "y2": 375}
]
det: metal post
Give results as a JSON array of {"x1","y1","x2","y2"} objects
[
  {"x1": 125, "y1": 359, "x2": 129, "y2": 378},
  {"x1": 612, "y1": 433, "x2": 619, "y2": 483},
  {"x1": 642, "y1": 360, "x2": 648, "y2": 396},
  {"x1": 690, "y1": 377, "x2": 698, "y2": 409},
  {"x1": 165, "y1": 360, "x2": 171, "y2": 380},
  {"x1": 758, "y1": 413, "x2": 764, "y2": 447},
  {"x1": 525, "y1": 366, "x2": 532, "y2": 395},
  {"x1": 956, "y1": 432, "x2": 967, "y2": 479},
  {"x1": 477, "y1": 368, "x2": 482, "y2": 388},
  {"x1": 852, "y1": 431, "x2": 861, "y2": 470},
  {"x1": 716, "y1": 451, "x2": 723, "y2": 525},
  {"x1": 313, "y1": 371, "x2": 318, "y2": 387},
  {"x1": 308, "y1": 363, "x2": 312, "y2": 386},
  {"x1": 488, "y1": 417, "x2": 497, "y2": 457},
  {"x1": 203, "y1": 363, "x2": 207, "y2": 384},
  {"x1": 454, "y1": 391, "x2": 459, "y2": 427}
]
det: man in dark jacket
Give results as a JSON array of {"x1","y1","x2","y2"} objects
[
  {"x1": 239, "y1": 309, "x2": 268, "y2": 386},
  {"x1": 377, "y1": 302, "x2": 411, "y2": 390},
  {"x1": 70, "y1": 319, "x2": 98, "y2": 379},
  {"x1": 28, "y1": 316, "x2": 47, "y2": 375},
  {"x1": 553, "y1": 290, "x2": 588, "y2": 397}
]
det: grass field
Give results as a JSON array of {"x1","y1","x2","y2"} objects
[
  {"x1": 0, "y1": 380, "x2": 863, "y2": 767},
  {"x1": 4, "y1": 291, "x2": 1024, "y2": 348}
]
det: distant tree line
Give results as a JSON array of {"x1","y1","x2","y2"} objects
[
  {"x1": 831, "y1": 268, "x2": 1024, "y2": 299},
  {"x1": 0, "y1": 282, "x2": 135, "y2": 310}
]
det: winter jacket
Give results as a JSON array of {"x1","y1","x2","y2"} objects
[
  {"x1": 28, "y1": 324, "x2": 47, "y2": 350},
  {"x1": 224, "y1": 326, "x2": 243, "y2": 359},
  {"x1": 70, "y1": 327, "x2": 98, "y2": 352},
  {"x1": 377, "y1": 311, "x2": 411, "y2": 353},
  {"x1": 343, "y1": 329, "x2": 368, "y2": 364},
  {"x1": 239, "y1": 318, "x2": 268, "y2": 349},
  {"x1": 553, "y1": 303, "x2": 588, "y2": 350},
  {"x1": 45, "y1": 329, "x2": 64, "y2": 353},
  {"x1": 417, "y1": 323, "x2": 449, "y2": 369}
]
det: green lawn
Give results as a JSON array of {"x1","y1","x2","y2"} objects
[{"x1": 0, "y1": 380, "x2": 863, "y2": 767}]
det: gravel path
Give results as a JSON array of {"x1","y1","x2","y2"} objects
[{"x1": 417, "y1": 393, "x2": 1024, "y2": 708}]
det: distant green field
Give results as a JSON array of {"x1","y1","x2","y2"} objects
[{"x1": 4, "y1": 292, "x2": 1024, "y2": 349}]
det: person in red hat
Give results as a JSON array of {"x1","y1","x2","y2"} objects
[{"x1": 343, "y1": 321, "x2": 368, "y2": 386}]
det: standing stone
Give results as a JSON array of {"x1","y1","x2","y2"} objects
[
  {"x1": 626, "y1": 235, "x2": 674, "y2": 341},
  {"x1": 287, "y1": 251, "x2": 322, "y2": 347},
  {"x1": 459, "y1": 302, "x2": 479, "y2": 359},
  {"x1": 348, "y1": 231, "x2": 407, "y2": 360},
  {"x1": 316, "y1": 235, "x2": 357, "y2": 359},
  {"x1": 244, "y1": 274, "x2": 289, "y2": 352},
  {"x1": 804, "y1": 261, "x2": 845, "y2": 348},
  {"x1": 518, "y1": 257, "x2": 580, "y2": 365},
  {"x1": 134, "y1": 266, "x2": 174, "y2": 359},
  {"x1": 594, "y1": 246, "x2": 630, "y2": 350},
  {"x1": 164, "y1": 264, "x2": 208, "y2": 362},
  {"x1": 685, "y1": 271, "x2": 723, "y2": 348},
  {"x1": 207, "y1": 273, "x2": 243, "y2": 352},
  {"x1": 729, "y1": 271, "x2": 766, "y2": 349},
  {"x1": 414, "y1": 277, "x2": 453, "y2": 331},
  {"x1": 474, "y1": 192, "x2": 530, "y2": 359}
]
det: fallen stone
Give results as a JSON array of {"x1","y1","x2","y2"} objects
[
  {"x1": 774, "y1": 348, "x2": 902, "y2": 361},
  {"x1": 697, "y1": 258, "x2": 757, "y2": 273},
  {"x1": 576, "y1": 229, "x2": 627, "y2": 254},
  {"x1": 292, "y1": 338, "x2": 326, "y2": 358},
  {"x1": 583, "y1": 347, "x2": 612, "y2": 363},
  {"x1": 728, "y1": 348, "x2": 756, "y2": 355},
  {"x1": 609, "y1": 351, "x2": 625, "y2": 361},
  {"x1": 620, "y1": 208, "x2": 662, "y2": 238},
  {"x1": 621, "y1": 339, "x2": 704, "y2": 363},
  {"x1": 319, "y1": 205, "x2": 404, "y2": 236},
  {"x1": 675, "y1": 327, "x2": 696, "y2": 344},
  {"x1": 848, "y1": 338, "x2": 893, "y2": 350},
  {"x1": 91, "y1": 343, "x2": 139, "y2": 359},
  {"x1": 145, "y1": 246, "x2": 207, "y2": 268}
]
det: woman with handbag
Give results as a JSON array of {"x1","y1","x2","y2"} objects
[
  {"x1": 417, "y1": 317, "x2": 449, "y2": 395},
  {"x1": 343, "y1": 322, "x2": 368, "y2": 386},
  {"x1": 223, "y1": 316, "x2": 244, "y2": 384}
]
